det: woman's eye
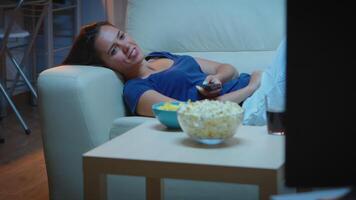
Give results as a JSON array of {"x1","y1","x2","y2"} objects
[
  {"x1": 119, "y1": 33, "x2": 125, "y2": 40},
  {"x1": 110, "y1": 47, "x2": 118, "y2": 56}
]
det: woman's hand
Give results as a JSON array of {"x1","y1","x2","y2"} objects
[
  {"x1": 196, "y1": 75, "x2": 222, "y2": 99},
  {"x1": 247, "y1": 70, "x2": 262, "y2": 92}
]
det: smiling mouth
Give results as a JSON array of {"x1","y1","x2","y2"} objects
[{"x1": 128, "y1": 47, "x2": 136, "y2": 59}]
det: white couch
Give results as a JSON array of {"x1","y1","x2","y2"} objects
[{"x1": 38, "y1": 0, "x2": 285, "y2": 199}]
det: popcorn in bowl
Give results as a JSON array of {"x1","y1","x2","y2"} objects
[{"x1": 177, "y1": 100, "x2": 244, "y2": 145}]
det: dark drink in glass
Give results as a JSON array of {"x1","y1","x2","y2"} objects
[{"x1": 266, "y1": 110, "x2": 286, "y2": 135}]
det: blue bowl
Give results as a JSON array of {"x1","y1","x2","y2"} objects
[{"x1": 152, "y1": 102, "x2": 181, "y2": 129}]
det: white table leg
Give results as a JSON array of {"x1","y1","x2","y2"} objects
[
  {"x1": 260, "y1": 182, "x2": 278, "y2": 200},
  {"x1": 259, "y1": 169, "x2": 282, "y2": 200},
  {"x1": 83, "y1": 159, "x2": 107, "y2": 200},
  {"x1": 146, "y1": 177, "x2": 164, "y2": 200}
]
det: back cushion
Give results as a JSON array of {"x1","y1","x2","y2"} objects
[{"x1": 126, "y1": 0, "x2": 285, "y2": 54}]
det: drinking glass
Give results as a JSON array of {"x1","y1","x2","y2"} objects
[{"x1": 265, "y1": 88, "x2": 286, "y2": 136}]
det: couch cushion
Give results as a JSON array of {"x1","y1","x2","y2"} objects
[
  {"x1": 178, "y1": 51, "x2": 277, "y2": 73},
  {"x1": 126, "y1": 0, "x2": 285, "y2": 54}
]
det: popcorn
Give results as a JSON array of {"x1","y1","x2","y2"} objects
[
  {"x1": 177, "y1": 100, "x2": 244, "y2": 139},
  {"x1": 158, "y1": 102, "x2": 184, "y2": 111}
]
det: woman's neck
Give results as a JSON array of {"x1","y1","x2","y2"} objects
[
  {"x1": 124, "y1": 60, "x2": 154, "y2": 80},
  {"x1": 124, "y1": 58, "x2": 173, "y2": 80}
]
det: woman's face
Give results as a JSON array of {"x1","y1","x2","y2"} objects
[{"x1": 94, "y1": 25, "x2": 145, "y2": 73}]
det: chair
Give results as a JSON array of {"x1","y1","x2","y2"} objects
[
  {"x1": 0, "y1": 0, "x2": 49, "y2": 135},
  {"x1": 0, "y1": 0, "x2": 31, "y2": 134}
]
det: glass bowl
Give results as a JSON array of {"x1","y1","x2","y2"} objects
[{"x1": 177, "y1": 100, "x2": 244, "y2": 145}]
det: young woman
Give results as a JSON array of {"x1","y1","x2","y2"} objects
[{"x1": 63, "y1": 21, "x2": 286, "y2": 125}]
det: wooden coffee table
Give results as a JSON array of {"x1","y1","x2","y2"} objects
[{"x1": 83, "y1": 120, "x2": 285, "y2": 200}]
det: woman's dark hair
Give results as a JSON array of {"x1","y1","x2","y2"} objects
[{"x1": 62, "y1": 21, "x2": 113, "y2": 66}]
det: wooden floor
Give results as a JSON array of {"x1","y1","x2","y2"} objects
[{"x1": 0, "y1": 95, "x2": 49, "y2": 200}]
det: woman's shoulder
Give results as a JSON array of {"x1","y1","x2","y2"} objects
[
  {"x1": 124, "y1": 78, "x2": 153, "y2": 94},
  {"x1": 125, "y1": 77, "x2": 147, "y2": 86},
  {"x1": 145, "y1": 51, "x2": 180, "y2": 60}
]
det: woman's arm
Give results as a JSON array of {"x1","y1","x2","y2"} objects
[
  {"x1": 136, "y1": 90, "x2": 178, "y2": 117},
  {"x1": 194, "y1": 57, "x2": 239, "y2": 98},
  {"x1": 216, "y1": 70, "x2": 262, "y2": 104},
  {"x1": 195, "y1": 57, "x2": 239, "y2": 84}
]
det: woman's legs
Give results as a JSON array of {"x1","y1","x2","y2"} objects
[{"x1": 242, "y1": 38, "x2": 287, "y2": 125}]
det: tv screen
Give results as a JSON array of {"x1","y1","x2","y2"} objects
[{"x1": 285, "y1": 0, "x2": 356, "y2": 191}]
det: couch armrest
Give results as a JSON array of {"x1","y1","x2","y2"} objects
[
  {"x1": 109, "y1": 116, "x2": 155, "y2": 139},
  {"x1": 38, "y1": 65, "x2": 126, "y2": 200}
]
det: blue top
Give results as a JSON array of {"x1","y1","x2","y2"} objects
[{"x1": 123, "y1": 51, "x2": 250, "y2": 114}]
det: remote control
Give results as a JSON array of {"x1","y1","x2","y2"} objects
[{"x1": 201, "y1": 82, "x2": 222, "y2": 91}]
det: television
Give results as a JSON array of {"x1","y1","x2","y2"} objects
[{"x1": 285, "y1": 0, "x2": 356, "y2": 198}]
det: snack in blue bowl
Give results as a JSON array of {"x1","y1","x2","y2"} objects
[{"x1": 152, "y1": 102, "x2": 184, "y2": 129}]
